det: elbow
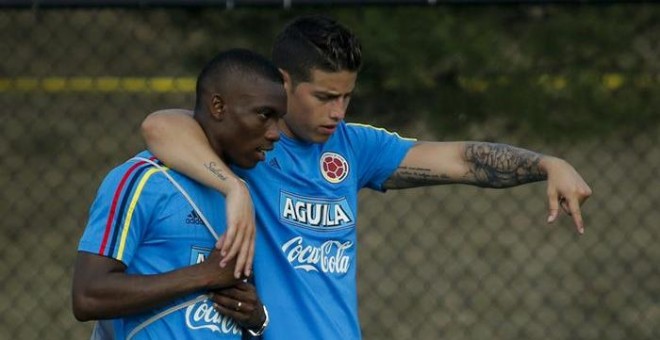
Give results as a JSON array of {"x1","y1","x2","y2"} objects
[
  {"x1": 72, "y1": 252, "x2": 125, "y2": 321},
  {"x1": 140, "y1": 109, "x2": 193, "y2": 146},
  {"x1": 140, "y1": 114, "x2": 163, "y2": 147},
  {"x1": 72, "y1": 293, "x2": 95, "y2": 321},
  {"x1": 73, "y1": 310, "x2": 93, "y2": 322},
  {"x1": 72, "y1": 290, "x2": 104, "y2": 322}
]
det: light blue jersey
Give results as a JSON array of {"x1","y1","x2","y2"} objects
[
  {"x1": 234, "y1": 122, "x2": 415, "y2": 339},
  {"x1": 78, "y1": 151, "x2": 243, "y2": 340}
]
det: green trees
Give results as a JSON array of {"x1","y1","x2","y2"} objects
[{"x1": 178, "y1": 5, "x2": 660, "y2": 140}]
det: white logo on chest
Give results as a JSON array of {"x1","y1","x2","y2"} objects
[
  {"x1": 281, "y1": 236, "x2": 352, "y2": 274},
  {"x1": 184, "y1": 248, "x2": 241, "y2": 335},
  {"x1": 184, "y1": 299, "x2": 242, "y2": 335},
  {"x1": 282, "y1": 197, "x2": 351, "y2": 226},
  {"x1": 279, "y1": 192, "x2": 355, "y2": 231}
]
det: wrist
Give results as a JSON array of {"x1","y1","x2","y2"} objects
[
  {"x1": 193, "y1": 260, "x2": 235, "y2": 291},
  {"x1": 190, "y1": 262, "x2": 216, "y2": 291},
  {"x1": 202, "y1": 160, "x2": 241, "y2": 193},
  {"x1": 224, "y1": 176, "x2": 248, "y2": 195},
  {"x1": 247, "y1": 305, "x2": 269, "y2": 336},
  {"x1": 538, "y1": 156, "x2": 563, "y2": 176},
  {"x1": 172, "y1": 263, "x2": 214, "y2": 293}
]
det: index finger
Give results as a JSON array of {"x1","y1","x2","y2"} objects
[
  {"x1": 233, "y1": 230, "x2": 251, "y2": 279},
  {"x1": 547, "y1": 190, "x2": 560, "y2": 224},
  {"x1": 224, "y1": 226, "x2": 246, "y2": 277},
  {"x1": 568, "y1": 197, "x2": 584, "y2": 235},
  {"x1": 244, "y1": 233, "x2": 255, "y2": 278},
  {"x1": 220, "y1": 226, "x2": 237, "y2": 258}
]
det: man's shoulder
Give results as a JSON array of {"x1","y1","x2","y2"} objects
[
  {"x1": 99, "y1": 151, "x2": 180, "y2": 196},
  {"x1": 339, "y1": 121, "x2": 414, "y2": 144},
  {"x1": 102, "y1": 151, "x2": 155, "y2": 180},
  {"x1": 332, "y1": 121, "x2": 378, "y2": 139},
  {"x1": 344, "y1": 121, "x2": 379, "y2": 130},
  {"x1": 344, "y1": 121, "x2": 404, "y2": 136},
  {"x1": 100, "y1": 153, "x2": 144, "y2": 183}
]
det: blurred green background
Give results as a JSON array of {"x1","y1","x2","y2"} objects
[{"x1": 1, "y1": 4, "x2": 658, "y2": 339}]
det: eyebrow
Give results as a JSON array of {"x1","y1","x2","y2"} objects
[
  {"x1": 255, "y1": 105, "x2": 285, "y2": 117},
  {"x1": 313, "y1": 90, "x2": 352, "y2": 97}
]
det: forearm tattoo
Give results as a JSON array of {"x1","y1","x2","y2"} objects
[
  {"x1": 204, "y1": 161, "x2": 227, "y2": 181},
  {"x1": 383, "y1": 142, "x2": 547, "y2": 190},
  {"x1": 384, "y1": 166, "x2": 453, "y2": 189},
  {"x1": 464, "y1": 142, "x2": 546, "y2": 188}
]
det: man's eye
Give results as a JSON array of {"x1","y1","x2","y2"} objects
[{"x1": 257, "y1": 109, "x2": 273, "y2": 119}]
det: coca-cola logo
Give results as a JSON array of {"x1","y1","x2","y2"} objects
[
  {"x1": 281, "y1": 236, "x2": 353, "y2": 274},
  {"x1": 184, "y1": 296, "x2": 242, "y2": 335}
]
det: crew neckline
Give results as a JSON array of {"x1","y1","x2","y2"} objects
[{"x1": 278, "y1": 131, "x2": 316, "y2": 148}]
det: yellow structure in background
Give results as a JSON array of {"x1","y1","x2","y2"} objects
[
  {"x1": 0, "y1": 77, "x2": 197, "y2": 92},
  {"x1": 0, "y1": 74, "x2": 649, "y2": 93}
]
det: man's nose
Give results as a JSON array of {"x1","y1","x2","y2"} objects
[
  {"x1": 265, "y1": 122, "x2": 280, "y2": 142},
  {"x1": 329, "y1": 98, "x2": 348, "y2": 120}
]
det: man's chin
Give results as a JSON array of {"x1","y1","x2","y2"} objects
[
  {"x1": 309, "y1": 133, "x2": 332, "y2": 144},
  {"x1": 234, "y1": 159, "x2": 259, "y2": 169}
]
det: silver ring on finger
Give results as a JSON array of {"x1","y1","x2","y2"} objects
[{"x1": 236, "y1": 301, "x2": 242, "y2": 311}]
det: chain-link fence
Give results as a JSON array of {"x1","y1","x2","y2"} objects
[{"x1": 2, "y1": 7, "x2": 658, "y2": 340}]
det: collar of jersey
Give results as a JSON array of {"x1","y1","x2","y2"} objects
[{"x1": 278, "y1": 131, "x2": 316, "y2": 148}]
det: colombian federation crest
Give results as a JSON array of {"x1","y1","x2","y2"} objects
[{"x1": 320, "y1": 152, "x2": 349, "y2": 184}]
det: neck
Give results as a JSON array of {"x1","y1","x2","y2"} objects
[
  {"x1": 195, "y1": 114, "x2": 227, "y2": 163},
  {"x1": 278, "y1": 120, "x2": 295, "y2": 139}
]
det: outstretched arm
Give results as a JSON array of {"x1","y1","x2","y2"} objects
[
  {"x1": 383, "y1": 141, "x2": 592, "y2": 233},
  {"x1": 141, "y1": 109, "x2": 254, "y2": 278}
]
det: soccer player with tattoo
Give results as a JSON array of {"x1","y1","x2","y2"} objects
[{"x1": 140, "y1": 16, "x2": 592, "y2": 339}]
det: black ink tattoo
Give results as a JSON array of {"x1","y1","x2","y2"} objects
[
  {"x1": 383, "y1": 142, "x2": 547, "y2": 190},
  {"x1": 384, "y1": 166, "x2": 453, "y2": 189},
  {"x1": 464, "y1": 142, "x2": 546, "y2": 188},
  {"x1": 204, "y1": 162, "x2": 227, "y2": 181}
]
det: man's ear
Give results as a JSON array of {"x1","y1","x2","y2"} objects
[
  {"x1": 210, "y1": 94, "x2": 225, "y2": 120},
  {"x1": 279, "y1": 69, "x2": 293, "y2": 93}
]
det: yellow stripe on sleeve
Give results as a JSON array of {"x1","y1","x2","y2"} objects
[
  {"x1": 116, "y1": 167, "x2": 160, "y2": 261},
  {"x1": 347, "y1": 122, "x2": 417, "y2": 142}
]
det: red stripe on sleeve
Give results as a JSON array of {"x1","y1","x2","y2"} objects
[{"x1": 97, "y1": 158, "x2": 155, "y2": 254}]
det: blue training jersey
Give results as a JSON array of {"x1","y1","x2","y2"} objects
[
  {"x1": 233, "y1": 122, "x2": 415, "y2": 339},
  {"x1": 78, "y1": 151, "x2": 243, "y2": 340}
]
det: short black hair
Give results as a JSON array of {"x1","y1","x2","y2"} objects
[
  {"x1": 194, "y1": 48, "x2": 283, "y2": 113},
  {"x1": 272, "y1": 15, "x2": 362, "y2": 85}
]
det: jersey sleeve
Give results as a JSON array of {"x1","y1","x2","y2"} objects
[
  {"x1": 78, "y1": 160, "x2": 163, "y2": 266},
  {"x1": 346, "y1": 123, "x2": 416, "y2": 191}
]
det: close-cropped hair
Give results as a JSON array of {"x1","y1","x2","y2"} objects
[
  {"x1": 194, "y1": 48, "x2": 283, "y2": 112},
  {"x1": 272, "y1": 15, "x2": 362, "y2": 85}
]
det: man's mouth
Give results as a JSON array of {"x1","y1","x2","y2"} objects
[
  {"x1": 320, "y1": 125, "x2": 337, "y2": 134},
  {"x1": 256, "y1": 146, "x2": 273, "y2": 160}
]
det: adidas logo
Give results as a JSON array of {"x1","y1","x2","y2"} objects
[
  {"x1": 185, "y1": 210, "x2": 204, "y2": 225},
  {"x1": 268, "y1": 157, "x2": 281, "y2": 170}
]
